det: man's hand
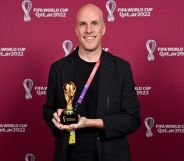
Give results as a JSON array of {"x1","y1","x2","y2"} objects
[
  {"x1": 52, "y1": 109, "x2": 104, "y2": 132},
  {"x1": 52, "y1": 110, "x2": 88, "y2": 132},
  {"x1": 69, "y1": 115, "x2": 88, "y2": 130},
  {"x1": 52, "y1": 108, "x2": 71, "y2": 131},
  {"x1": 69, "y1": 116, "x2": 104, "y2": 130}
]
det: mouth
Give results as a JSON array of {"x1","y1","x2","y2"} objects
[{"x1": 83, "y1": 36, "x2": 96, "y2": 40}]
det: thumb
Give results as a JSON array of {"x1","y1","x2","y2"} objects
[{"x1": 57, "y1": 108, "x2": 64, "y2": 116}]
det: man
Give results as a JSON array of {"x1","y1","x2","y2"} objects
[{"x1": 43, "y1": 3, "x2": 141, "y2": 161}]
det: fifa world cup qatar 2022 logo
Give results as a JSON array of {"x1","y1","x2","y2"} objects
[
  {"x1": 22, "y1": 0, "x2": 32, "y2": 22},
  {"x1": 106, "y1": 0, "x2": 116, "y2": 22},
  {"x1": 144, "y1": 117, "x2": 155, "y2": 137},
  {"x1": 62, "y1": 40, "x2": 73, "y2": 57},
  {"x1": 146, "y1": 40, "x2": 156, "y2": 61},
  {"x1": 25, "y1": 153, "x2": 35, "y2": 161},
  {"x1": 23, "y1": 79, "x2": 33, "y2": 99}
]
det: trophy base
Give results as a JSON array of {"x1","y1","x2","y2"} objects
[{"x1": 61, "y1": 110, "x2": 78, "y2": 125}]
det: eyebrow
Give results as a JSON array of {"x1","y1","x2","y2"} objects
[{"x1": 78, "y1": 20, "x2": 100, "y2": 24}]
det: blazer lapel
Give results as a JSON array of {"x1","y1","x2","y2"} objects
[
  {"x1": 96, "y1": 50, "x2": 115, "y2": 117},
  {"x1": 61, "y1": 48, "x2": 78, "y2": 84}
]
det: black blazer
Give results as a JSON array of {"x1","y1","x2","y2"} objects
[{"x1": 43, "y1": 48, "x2": 141, "y2": 161}]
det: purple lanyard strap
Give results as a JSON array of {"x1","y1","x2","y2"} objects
[{"x1": 75, "y1": 57, "x2": 101, "y2": 109}]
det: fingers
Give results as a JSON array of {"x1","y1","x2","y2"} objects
[
  {"x1": 61, "y1": 124, "x2": 72, "y2": 132},
  {"x1": 52, "y1": 116, "x2": 71, "y2": 131},
  {"x1": 52, "y1": 108, "x2": 64, "y2": 130},
  {"x1": 53, "y1": 108, "x2": 64, "y2": 123},
  {"x1": 53, "y1": 112, "x2": 60, "y2": 123},
  {"x1": 57, "y1": 108, "x2": 64, "y2": 117},
  {"x1": 52, "y1": 108, "x2": 74, "y2": 131},
  {"x1": 52, "y1": 117, "x2": 61, "y2": 129},
  {"x1": 52, "y1": 110, "x2": 87, "y2": 131},
  {"x1": 69, "y1": 124, "x2": 78, "y2": 129}
]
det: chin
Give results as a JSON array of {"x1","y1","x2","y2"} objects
[{"x1": 83, "y1": 45, "x2": 99, "y2": 52}]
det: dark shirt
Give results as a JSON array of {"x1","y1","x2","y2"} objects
[{"x1": 67, "y1": 53, "x2": 99, "y2": 161}]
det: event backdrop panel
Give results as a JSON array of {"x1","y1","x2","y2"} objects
[{"x1": 0, "y1": 0, "x2": 184, "y2": 161}]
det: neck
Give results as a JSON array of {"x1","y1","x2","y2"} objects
[{"x1": 78, "y1": 46, "x2": 102, "y2": 62}]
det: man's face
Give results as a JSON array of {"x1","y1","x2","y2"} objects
[{"x1": 76, "y1": 6, "x2": 106, "y2": 52}]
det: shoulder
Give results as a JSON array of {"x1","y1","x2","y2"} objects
[
  {"x1": 103, "y1": 50, "x2": 131, "y2": 70},
  {"x1": 50, "y1": 52, "x2": 75, "y2": 71}
]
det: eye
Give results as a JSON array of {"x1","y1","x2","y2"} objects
[
  {"x1": 79, "y1": 22, "x2": 85, "y2": 26},
  {"x1": 92, "y1": 21, "x2": 98, "y2": 26}
]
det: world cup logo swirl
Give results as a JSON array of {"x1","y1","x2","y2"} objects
[
  {"x1": 146, "y1": 40, "x2": 156, "y2": 61},
  {"x1": 25, "y1": 153, "x2": 35, "y2": 161},
  {"x1": 62, "y1": 40, "x2": 73, "y2": 57},
  {"x1": 106, "y1": 0, "x2": 116, "y2": 22},
  {"x1": 22, "y1": 0, "x2": 32, "y2": 22},
  {"x1": 23, "y1": 79, "x2": 33, "y2": 99},
  {"x1": 144, "y1": 117, "x2": 155, "y2": 137}
]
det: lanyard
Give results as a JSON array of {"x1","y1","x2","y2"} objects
[
  {"x1": 69, "y1": 56, "x2": 100, "y2": 145},
  {"x1": 75, "y1": 57, "x2": 101, "y2": 109}
]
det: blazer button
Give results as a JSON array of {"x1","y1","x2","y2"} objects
[{"x1": 96, "y1": 137, "x2": 100, "y2": 141}]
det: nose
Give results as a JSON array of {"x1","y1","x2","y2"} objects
[{"x1": 86, "y1": 24, "x2": 93, "y2": 33}]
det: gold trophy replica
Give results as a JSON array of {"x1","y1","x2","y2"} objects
[{"x1": 61, "y1": 82, "x2": 78, "y2": 125}]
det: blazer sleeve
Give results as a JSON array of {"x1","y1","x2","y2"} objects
[
  {"x1": 43, "y1": 64, "x2": 57, "y2": 130},
  {"x1": 42, "y1": 63, "x2": 66, "y2": 137},
  {"x1": 103, "y1": 63, "x2": 141, "y2": 140}
]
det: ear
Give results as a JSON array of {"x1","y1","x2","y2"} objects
[{"x1": 102, "y1": 22, "x2": 106, "y2": 36}]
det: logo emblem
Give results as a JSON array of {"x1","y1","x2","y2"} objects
[
  {"x1": 25, "y1": 153, "x2": 35, "y2": 161},
  {"x1": 62, "y1": 40, "x2": 73, "y2": 56},
  {"x1": 144, "y1": 117, "x2": 155, "y2": 137},
  {"x1": 106, "y1": 0, "x2": 116, "y2": 22},
  {"x1": 146, "y1": 40, "x2": 156, "y2": 61},
  {"x1": 22, "y1": 0, "x2": 32, "y2": 22},
  {"x1": 23, "y1": 79, "x2": 33, "y2": 99}
]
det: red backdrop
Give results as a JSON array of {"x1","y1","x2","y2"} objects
[{"x1": 0, "y1": 0, "x2": 184, "y2": 161}]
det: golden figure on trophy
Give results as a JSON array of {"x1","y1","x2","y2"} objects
[{"x1": 61, "y1": 81, "x2": 78, "y2": 125}]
